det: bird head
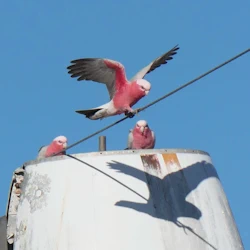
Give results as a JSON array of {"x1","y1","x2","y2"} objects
[
  {"x1": 136, "y1": 79, "x2": 151, "y2": 96},
  {"x1": 45, "y1": 135, "x2": 68, "y2": 157},
  {"x1": 53, "y1": 136, "x2": 68, "y2": 149},
  {"x1": 135, "y1": 120, "x2": 150, "y2": 135}
]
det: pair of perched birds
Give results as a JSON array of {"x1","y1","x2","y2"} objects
[
  {"x1": 37, "y1": 44, "x2": 179, "y2": 159},
  {"x1": 37, "y1": 120, "x2": 155, "y2": 160}
]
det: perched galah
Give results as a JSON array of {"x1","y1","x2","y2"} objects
[
  {"x1": 127, "y1": 120, "x2": 155, "y2": 149},
  {"x1": 37, "y1": 136, "x2": 68, "y2": 160},
  {"x1": 67, "y1": 45, "x2": 179, "y2": 120}
]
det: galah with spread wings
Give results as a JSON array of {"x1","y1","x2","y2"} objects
[
  {"x1": 67, "y1": 45, "x2": 179, "y2": 120},
  {"x1": 127, "y1": 120, "x2": 155, "y2": 149},
  {"x1": 37, "y1": 136, "x2": 68, "y2": 160}
]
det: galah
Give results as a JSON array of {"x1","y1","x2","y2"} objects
[
  {"x1": 67, "y1": 45, "x2": 179, "y2": 120},
  {"x1": 127, "y1": 120, "x2": 155, "y2": 149},
  {"x1": 37, "y1": 136, "x2": 68, "y2": 160}
]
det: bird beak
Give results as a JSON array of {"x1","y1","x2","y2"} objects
[
  {"x1": 145, "y1": 90, "x2": 149, "y2": 95},
  {"x1": 140, "y1": 126, "x2": 145, "y2": 134},
  {"x1": 63, "y1": 142, "x2": 67, "y2": 149}
]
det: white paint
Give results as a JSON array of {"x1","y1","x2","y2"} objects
[
  {"x1": 35, "y1": 190, "x2": 42, "y2": 197},
  {"x1": 12, "y1": 149, "x2": 244, "y2": 250}
]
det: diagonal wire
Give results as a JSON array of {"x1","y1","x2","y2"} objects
[
  {"x1": 56, "y1": 116, "x2": 129, "y2": 154},
  {"x1": 137, "y1": 48, "x2": 250, "y2": 113},
  {"x1": 54, "y1": 47, "x2": 250, "y2": 155}
]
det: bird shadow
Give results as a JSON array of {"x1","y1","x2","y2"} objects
[
  {"x1": 66, "y1": 154, "x2": 218, "y2": 249},
  {"x1": 107, "y1": 156, "x2": 219, "y2": 250}
]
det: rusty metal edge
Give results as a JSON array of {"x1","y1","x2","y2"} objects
[{"x1": 5, "y1": 167, "x2": 25, "y2": 216}]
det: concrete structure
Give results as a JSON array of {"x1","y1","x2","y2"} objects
[
  {"x1": 0, "y1": 216, "x2": 8, "y2": 250},
  {"x1": 2, "y1": 149, "x2": 244, "y2": 250}
]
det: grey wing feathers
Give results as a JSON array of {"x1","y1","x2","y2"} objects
[
  {"x1": 37, "y1": 145, "x2": 48, "y2": 160},
  {"x1": 127, "y1": 130, "x2": 134, "y2": 149},
  {"x1": 151, "y1": 131, "x2": 156, "y2": 148},
  {"x1": 67, "y1": 58, "x2": 117, "y2": 100},
  {"x1": 130, "y1": 45, "x2": 179, "y2": 81}
]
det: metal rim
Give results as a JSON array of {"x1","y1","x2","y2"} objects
[{"x1": 24, "y1": 148, "x2": 210, "y2": 167}]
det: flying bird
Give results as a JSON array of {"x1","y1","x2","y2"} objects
[
  {"x1": 127, "y1": 120, "x2": 155, "y2": 149},
  {"x1": 67, "y1": 45, "x2": 179, "y2": 120},
  {"x1": 37, "y1": 136, "x2": 68, "y2": 160}
]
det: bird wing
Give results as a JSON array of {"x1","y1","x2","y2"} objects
[
  {"x1": 130, "y1": 45, "x2": 179, "y2": 82},
  {"x1": 127, "y1": 129, "x2": 134, "y2": 149},
  {"x1": 151, "y1": 131, "x2": 156, "y2": 148},
  {"x1": 37, "y1": 145, "x2": 47, "y2": 160},
  {"x1": 67, "y1": 58, "x2": 127, "y2": 100}
]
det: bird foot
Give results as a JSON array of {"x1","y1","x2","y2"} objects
[
  {"x1": 125, "y1": 110, "x2": 135, "y2": 118},
  {"x1": 124, "y1": 109, "x2": 139, "y2": 118}
]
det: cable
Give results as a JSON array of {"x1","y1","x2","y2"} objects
[
  {"x1": 59, "y1": 116, "x2": 129, "y2": 153},
  {"x1": 137, "y1": 48, "x2": 250, "y2": 113},
  {"x1": 54, "y1": 47, "x2": 250, "y2": 155},
  {"x1": 67, "y1": 155, "x2": 148, "y2": 201}
]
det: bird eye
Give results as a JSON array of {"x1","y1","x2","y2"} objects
[{"x1": 58, "y1": 140, "x2": 62, "y2": 143}]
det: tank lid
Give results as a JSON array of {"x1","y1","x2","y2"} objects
[{"x1": 24, "y1": 148, "x2": 210, "y2": 167}]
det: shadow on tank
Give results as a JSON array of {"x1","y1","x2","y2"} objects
[
  {"x1": 68, "y1": 154, "x2": 219, "y2": 249},
  {"x1": 106, "y1": 159, "x2": 218, "y2": 225},
  {"x1": 106, "y1": 158, "x2": 219, "y2": 250}
]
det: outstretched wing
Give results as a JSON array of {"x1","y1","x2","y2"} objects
[
  {"x1": 67, "y1": 58, "x2": 127, "y2": 100},
  {"x1": 130, "y1": 45, "x2": 179, "y2": 82}
]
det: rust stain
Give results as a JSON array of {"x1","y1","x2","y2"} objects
[
  {"x1": 162, "y1": 153, "x2": 181, "y2": 166},
  {"x1": 141, "y1": 154, "x2": 161, "y2": 172},
  {"x1": 162, "y1": 153, "x2": 182, "y2": 173}
]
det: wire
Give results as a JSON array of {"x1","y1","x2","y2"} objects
[
  {"x1": 54, "y1": 47, "x2": 250, "y2": 155},
  {"x1": 59, "y1": 116, "x2": 129, "y2": 153},
  {"x1": 67, "y1": 155, "x2": 148, "y2": 201},
  {"x1": 137, "y1": 48, "x2": 250, "y2": 113}
]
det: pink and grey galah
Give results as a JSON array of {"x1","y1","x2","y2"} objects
[
  {"x1": 37, "y1": 136, "x2": 68, "y2": 160},
  {"x1": 67, "y1": 45, "x2": 179, "y2": 120},
  {"x1": 127, "y1": 120, "x2": 155, "y2": 149}
]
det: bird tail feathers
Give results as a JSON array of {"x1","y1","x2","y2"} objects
[{"x1": 75, "y1": 108, "x2": 102, "y2": 118}]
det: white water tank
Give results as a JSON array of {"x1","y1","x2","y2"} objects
[{"x1": 12, "y1": 149, "x2": 243, "y2": 250}]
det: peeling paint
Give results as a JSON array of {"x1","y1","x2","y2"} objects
[
  {"x1": 15, "y1": 220, "x2": 27, "y2": 242},
  {"x1": 20, "y1": 172, "x2": 51, "y2": 213},
  {"x1": 15, "y1": 220, "x2": 29, "y2": 250},
  {"x1": 6, "y1": 167, "x2": 25, "y2": 244}
]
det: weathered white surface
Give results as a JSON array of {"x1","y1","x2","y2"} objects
[
  {"x1": 13, "y1": 149, "x2": 244, "y2": 250},
  {"x1": 6, "y1": 167, "x2": 24, "y2": 244}
]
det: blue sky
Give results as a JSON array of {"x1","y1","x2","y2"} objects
[{"x1": 1, "y1": 0, "x2": 249, "y2": 248}]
